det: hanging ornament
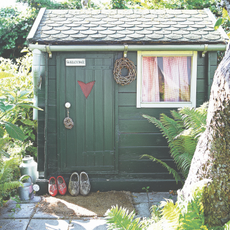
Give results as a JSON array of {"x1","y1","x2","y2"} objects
[
  {"x1": 113, "y1": 57, "x2": 136, "y2": 86},
  {"x1": 63, "y1": 102, "x2": 74, "y2": 129}
]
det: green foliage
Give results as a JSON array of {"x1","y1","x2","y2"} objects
[
  {"x1": 0, "y1": 7, "x2": 36, "y2": 59},
  {"x1": 106, "y1": 180, "x2": 218, "y2": 229},
  {"x1": 105, "y1": 205, "x2": 142, "y2": 230},
  {"x1": 143, "y1": 102, "x2": 208, "y2": 179},
  {"x1": 0, "y1": 52, "x2": 38, "y2": 160},
  {"x1": 0, "y1": 156, "x2": 22, "y2": 206},
  {"x1": 214, "y1": 8, "x2": 230, "y2": 38},
  {"x1": 141, "y1": 154, "x2": 182, "y2": 184}
]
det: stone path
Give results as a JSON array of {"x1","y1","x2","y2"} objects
[{"x1": 0, "y1": 192, "x2": 177, "y2": 230}]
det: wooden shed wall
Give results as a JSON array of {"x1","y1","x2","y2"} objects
[{"x1": 37, "y1": 51, "x2": 217, "y2": 191}]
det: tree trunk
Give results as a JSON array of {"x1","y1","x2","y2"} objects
[{"x1": 180, "y1": 43, "x2": 230, "y2": 226}]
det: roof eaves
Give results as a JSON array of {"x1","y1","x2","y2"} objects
[{"x1": 27, "y1": 8, "x2": 46, "y2": 43}]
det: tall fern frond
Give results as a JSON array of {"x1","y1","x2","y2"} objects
[
  {"x1": 141, "y1": 154, "x2": 182, "y2": 184},
  {"x1": 105, "y1": 205, "x2": 142, "y2": 230},
  {"x1": 179, "y1": 106, "x2": 207, "y2": 131},
  {"x1": 143, "y1": 114, "x2": 171, "y2": 141},
  {"x1": 160, "y1": 114, "x2": 184, "y2": 141},
  {"x1": 160, "y1": 199, "x2": 180, "y2": 230}
]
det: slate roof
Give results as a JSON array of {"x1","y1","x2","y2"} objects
[{"x1": 27, "y1": 9, "x2": 228, "y2": 45}]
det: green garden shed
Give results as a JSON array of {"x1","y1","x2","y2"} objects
[{"x1": 27, "y1": 8, "x2": 228, "y2": 192}]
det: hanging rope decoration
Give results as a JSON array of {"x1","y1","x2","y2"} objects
[
  {"x1": 64, "y1": 117, "x2": 74, "y2": 129},
  {"x1": 113, "y1": 57, "x2": 137, "y2": 86}
]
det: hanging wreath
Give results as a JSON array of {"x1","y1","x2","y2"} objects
[{"x1": 113, "y1": 57, "x2": 137, "y2": 86}]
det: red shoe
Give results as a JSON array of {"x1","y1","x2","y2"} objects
[
  {"x1": 57, "y1": 176, "x2": 67, "y2": 195},
  {"x1": 48, "y1": 177, "x2": 58, "y2": 197}
]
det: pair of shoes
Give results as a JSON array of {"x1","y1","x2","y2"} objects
[
  {"x1": 68, "y1": 172, "x2": 91, "y2": 196},
  {"x1": 48, "y1": 176, "x2": 67, "y2": 197}
]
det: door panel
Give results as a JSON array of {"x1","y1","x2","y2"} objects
[{"x1": 57, "y1": 52, "x2": 116, "y2": 173}]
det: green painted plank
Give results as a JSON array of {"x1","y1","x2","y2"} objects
[
  {"x1": 47, "y1": 133, "x2": 57, "y2": 146},
  {"x1": 118, "y1": 82, "x2": 136, "y2": 93},
  {"x1": 196, "y1": 92, "x2": 206, "y2": 107},
  {"x1": 48, "y1": 79, "x2": 56, "y2": 92},
  {"x1": 119, "y1": 133, "x2": 167, "y2": 147},
  {"x1": 65, "y1": 64, "x2": 78, "y2": 167},
  {"x1": 197, "y1": 52, "x2": 206, "y2": 66},
  {"x1": 126, "y1": 52, "x2": 137, "y2": 65},
  {"x1": 85, "y1": 69, "x2": 95, "y2": 152},
  {"x1": 94, "y1": 69, "x2": 104, "y2": 152},
  {"x1": 48, "y1": 53, "x2": 56, "y2": 66},
  {"x1": 197, "y1": 79, "x2": 205, "y2": 93},
  {"x1": 119, "y1": 146, "x2": 170, "y2": 160},
  {"x1": 104, "y1": 151, "x2": 114, "y2": 166},
  {"x1": 209, "y1": 51, "x2": 217, "y2": 66},
  {"x1": 119, "y1": 120, "x2": 161, "y2": 133},
  {"x1": 83, "y1": 152, "x2": 95, "y2": 166},
  {"x1": 94, "y1": 152, "x2": 104, "y2": 166},
  {"x1": 104, "y1": 68, "x2": 114, "y2": 151},
  {"x1": 48, "y1": 66, "x2": 56, "y2": 79},
  {"x1": 118, "y1": 92, "x2": 136, "y2": 106},
  {"x1": 75, "y1": 68, "x2": 86, "y2": 167},
  {"x1": 57, "y1": 54, "x2": 67, "y2": 170},
  {"x1": 119, "y1": 159, "x2": 177, "y2": 173},
  {"x1": 118, "y1": 107, "x2": 172, "y2": 120},
  {"x1": 48, "y1": 105, "x2": 57, "y2": 119},
  {"x1": 197, "y1": 66, "x2": 205, "y2": 80},
  {"x1": 47, "y1": 119, "x2": 57, "y2": 133},
  {"x1": 210, "y1": 66, "x2": 217, "y2": 78},
  {"x1": 48, "y1": 92, "x2": 56, "y2": 106}
]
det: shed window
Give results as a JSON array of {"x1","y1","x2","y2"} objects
[{"x1": 137, "y1": 51, "x2": 197, "y2": 108}]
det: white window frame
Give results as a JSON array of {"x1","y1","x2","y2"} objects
[{"x1": 136, "y1": 51, "x2": 197, "y2": 108}]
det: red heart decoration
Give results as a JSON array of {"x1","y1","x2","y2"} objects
[{"x1": 77, "y1": 81, "x2": 95, "y2": 99}]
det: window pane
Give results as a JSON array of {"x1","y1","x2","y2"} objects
[{"x1": 142, "y1": 56, "x2": 191, "y2": 103}]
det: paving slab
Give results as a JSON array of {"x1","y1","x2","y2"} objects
[
  {"x1": 132, "y1": 192, "x2": 148, "y2": 204},
  {"x1": 0, "y1": 203, "x2": 35, "y2": 219},
  {"x1": 33, "y1": 209, "x2": 62, "y2": 219},
  {"x1": 148, "y1": 192, "x2": 177, "y2": 205},
  {"x1": 0, "y1": 219, "x2": 29, "y2": 230},
  {"x1": 134, "y1": 202, "x2": 150, "y2": 218},
  {"x1": 28, "y1": 218, "x2": 107, "y2": 230}
]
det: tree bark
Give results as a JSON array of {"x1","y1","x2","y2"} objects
[{"x1": 180, "y1": 43, "x2": 230, "y2": 226}]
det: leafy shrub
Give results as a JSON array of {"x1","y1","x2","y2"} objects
[
  {"x1": 0, "y1": 154, "x2": 22, "y2": 206},
  {"x1": 143, "y1": 102, "x2": 208, "y2": 180},
  {"x1": 0, "y1": 8, "x2": 36, "y2": 59},
  {"x1": 0, "y1": 51, "x2": 38, "y2": 160}
]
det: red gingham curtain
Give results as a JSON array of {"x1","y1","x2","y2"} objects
[
  {"x1": 163, "y1": 57, "x2": 189, "y2": 102},
  {"x1": 142, "y1": 57, "x2": 160, "y2": 102}
]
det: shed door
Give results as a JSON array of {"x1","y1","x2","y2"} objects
[{"x1": 57, "y1": 52, "x2": 116, "y2": 173}]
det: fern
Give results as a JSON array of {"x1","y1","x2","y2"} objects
[
  {"x1": 105, "y1": 205, "x2": 142, "y2": 230},
  {"x1": 143, "y1": 102, "x2": 208, "y2": 180},
  {"x1": 160, "y1": 199, "x2": 180, "y2": 230},
  {"x1": 141, "y1": 154, "x2": 182, "y2": 184}
]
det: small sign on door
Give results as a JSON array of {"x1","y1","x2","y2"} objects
[{"x1": 66, "y1": 59, "x2": 86, "y2": 66}]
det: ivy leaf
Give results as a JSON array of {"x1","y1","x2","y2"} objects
[
  {"x1": 20, "y1": 119, "x2": 35, "y2": 126},
  {"x1": 4, "y1": 121, "x2": 25, "y2": 141},
  {"x1": 214, "y1": 17, "x2": 224, "y2": 30},
  {"x1": 0, "y1": 126, "x2": 4, "y2": 138}
]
